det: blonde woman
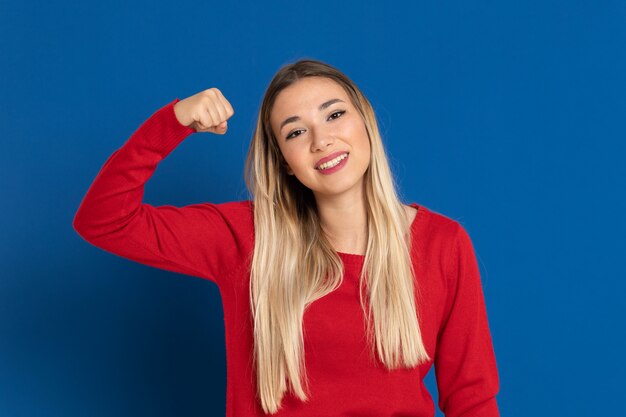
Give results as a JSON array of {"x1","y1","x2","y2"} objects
[{"x1": 74, "y1": 59, "x2": 500, "y2": 416}]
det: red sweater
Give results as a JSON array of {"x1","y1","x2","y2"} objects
[{"x1": 73, "y1": 98, "x2": 500, "y2": 417}]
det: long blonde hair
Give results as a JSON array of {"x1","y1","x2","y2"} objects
[{"x1": 243, "y1": 58, "x2": 431, "y2": 414}]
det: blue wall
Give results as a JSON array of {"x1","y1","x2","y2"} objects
[{"x1": 1, "y1": 1, "x2": 624, "y2": 416}]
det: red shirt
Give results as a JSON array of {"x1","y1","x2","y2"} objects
[{"x1": 74, "y1": 98, "x2": 500, "y2": 417}]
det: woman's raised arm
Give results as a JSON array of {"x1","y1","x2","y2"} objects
[{"x1": 73, "y1": 89, "x2": 251, "y2": 286}]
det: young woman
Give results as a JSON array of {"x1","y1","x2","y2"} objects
[{"x1": 74, "y1": 59, "x2": 500, "y2": 416}]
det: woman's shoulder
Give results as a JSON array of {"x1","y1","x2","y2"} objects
[
  {"x1": 192, "y1": 199, "x2": 254, "y2": 230},
  {"x1": 195, "y1": 199, "x2": 253, "y2": 213},
  {"x1": 408, "y1": 202, "x2": 467, "y2": 248}
]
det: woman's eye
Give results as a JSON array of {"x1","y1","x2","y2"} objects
[
  {"x1": 328, "y1": 110, "x2": 346, "y2": 120},
  {"x1": 285, "y1": 111, "x2": 345, "y2": 139},
  {"x1": 286, "y1": 129, "x2": 304, "y2": 139}
]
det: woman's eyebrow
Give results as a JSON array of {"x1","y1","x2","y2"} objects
[{"x1": 279, "y1": 98, "x2": 345, "y2": 131}]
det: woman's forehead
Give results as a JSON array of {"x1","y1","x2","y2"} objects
[{"x1": 270, "y1": 77, "x2": 348, "y2": 122}]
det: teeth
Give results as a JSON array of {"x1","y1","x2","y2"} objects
[{"x1": 318, "y1": 153, "x2": 348, "y2": 170}]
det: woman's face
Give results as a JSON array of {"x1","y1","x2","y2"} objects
[{"x1": 270, "y1": 76, "x2": 371, "y2": 200}]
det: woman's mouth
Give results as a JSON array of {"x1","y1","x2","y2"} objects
[{"x1": 316, "y1": 153, "x2": 349, "y2": 175}]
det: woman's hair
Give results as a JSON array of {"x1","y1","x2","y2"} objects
[{"x1": 244, "y1": 58, "x2": 431, "y2": 414}]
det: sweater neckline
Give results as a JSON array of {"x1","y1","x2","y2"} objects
[{"x1": 337, "y1": 203, "x2": 426, "y2": 265}]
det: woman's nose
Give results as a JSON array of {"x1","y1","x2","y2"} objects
[{"x1": 310, "y1": 127, "x2": 334, "y2": 152}]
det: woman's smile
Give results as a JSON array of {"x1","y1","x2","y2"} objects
[{"x1": 316, "y1": 152, "x2": 349, "y2": 174}]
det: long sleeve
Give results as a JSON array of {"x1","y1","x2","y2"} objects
[
  {"x1": 434, "y1": 223, "x2": 500, "y2": 417},
  {"x1": 73, "y1": 98, "x2": 251, "y2": 286}
]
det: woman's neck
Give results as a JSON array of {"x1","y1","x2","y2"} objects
[
  {"x1": 315, "y1": 193, "x2": 368, "y2": 255},
  {"x1": 314, "y1": 194, "x2": 417, "y2": 256}
]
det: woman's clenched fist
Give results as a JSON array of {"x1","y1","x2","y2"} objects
[{"x1": 174, "y1": 88, "x2": 235, "y2": 134}]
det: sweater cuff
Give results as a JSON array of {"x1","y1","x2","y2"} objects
[{"x1": 148, "y1": 97, "x2": 197, "y2": 158}]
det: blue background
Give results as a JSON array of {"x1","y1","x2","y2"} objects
[{"x1": 1, "y1": 1, "x2": 624, "y2": 416}]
